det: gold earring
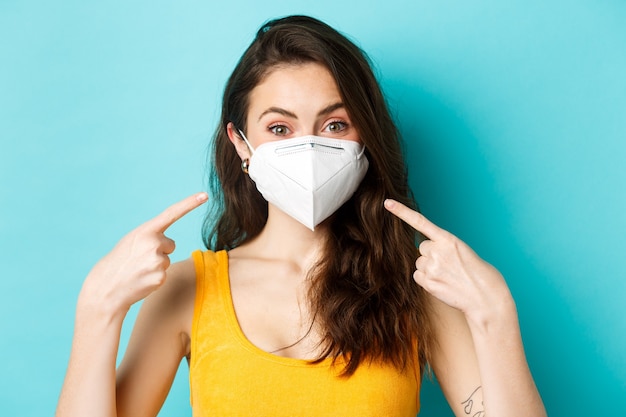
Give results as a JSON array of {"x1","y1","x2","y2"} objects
[{"x1": 241, "y1": 159, "x2": 249, "y2": 174}]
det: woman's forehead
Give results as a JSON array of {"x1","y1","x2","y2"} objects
[{"x1": 247, "y1": 63, "x2": 342, "y2": 116}]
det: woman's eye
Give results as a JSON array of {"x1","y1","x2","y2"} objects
[
  {"x1": 269, "y1": 125, "x2": 289, "y2": 136},
  {"x1": 326, "y1": 121, "x2": 347, "y2": 132}
]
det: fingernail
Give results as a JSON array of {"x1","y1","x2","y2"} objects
[
  {"x1": 384, "y1": 199, "x2": 395, "y2": 209},
  {"x1": 196, "y1": 192, "x2": 208, "y2": 202}
]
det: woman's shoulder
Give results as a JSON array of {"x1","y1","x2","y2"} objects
[
  {"x1": 168, "y1": 249, "x2": 226, "y2": 304},
  {"x1": 167, "y1": 256, "x2": 197, "y2": 289},
  {"x1": 162, "y1": 249, "x2": 227, "y2": 303},
  {"x1": 136, "y1": 256, "x2": 200, "y2": 340}
]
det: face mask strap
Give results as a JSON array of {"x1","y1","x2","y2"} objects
[
  {"x1": 357, "y1": 144, "x2": 367, "y2": 158},
  {"x1": 237, "y1": 129, "x2": 256, "y2": 154}
]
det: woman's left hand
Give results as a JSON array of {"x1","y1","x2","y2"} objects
[{"x1": 384, "y1": 199, "x2": 513, "y2": 324}]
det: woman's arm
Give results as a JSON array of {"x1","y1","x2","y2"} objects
[
  {"x1": 429, "y1": 293, "x2": 544, "y2": 417},
  {"x1": 384, "y1": 199, "x2": 546, "y2": 417},
  {"x1": 56, "y1": 193, "x2": 207, "y2": 417},
  {"x1": 115, "y1": 258, "x2": 196, "y2": 417},
  {"x1": 56, "y1": 293, "x2": 125, "y2": 417}
]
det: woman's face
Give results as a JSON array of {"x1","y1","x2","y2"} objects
[{"x1": 238, "y1": 62, "x2": 360, "y2": 152}]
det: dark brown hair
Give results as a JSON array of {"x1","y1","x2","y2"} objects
[{"x1": 203, "y1": 15, "x2": 433, "y2": 376}]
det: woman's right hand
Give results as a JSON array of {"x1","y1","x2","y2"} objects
[{"x1": 77, "y1": 192, "x2": 208, "y2": 318}]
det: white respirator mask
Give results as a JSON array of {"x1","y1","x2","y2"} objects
[{"x1": 238, "y1": 130, "x2": 369, "y2": 230}]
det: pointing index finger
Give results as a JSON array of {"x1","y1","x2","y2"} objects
[
  {"x1": 383, "y1": 199, "x2": 446, "y2": 240},
  {"x1": 148, "y1": 192, "x2": 208, "y2": 233}
]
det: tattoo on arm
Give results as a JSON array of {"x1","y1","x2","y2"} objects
[{"x1": 461, "y1": 386, "x2": 485, "y2": 417}]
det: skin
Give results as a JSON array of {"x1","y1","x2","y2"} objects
[
  {"x1": 56, "y1": 62, "x2": 546, "y2": 417},
  {"x1": 383, "y1": 199, "x2": 546, "y2": 417}
]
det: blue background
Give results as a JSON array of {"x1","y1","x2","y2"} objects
[{"x1": 1, "y1": 0, "x2": 625, "y2": 415}]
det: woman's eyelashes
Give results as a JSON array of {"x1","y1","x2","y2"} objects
[
  {"x1": 324, "y1": 120, "x2": 348, "y2": 133},
  {"x1": 267, "y1": 119, "x2": 349, "y2": 137},
  {"x1": 268, "y1": 124, "x2": 290, "y2": 136}
]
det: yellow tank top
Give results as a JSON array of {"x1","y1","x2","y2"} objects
[{"x1": 190, "y1": 250, "x2": 420, "y2": 416}]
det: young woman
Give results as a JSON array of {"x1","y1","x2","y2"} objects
[{"x1": 57, "y1": 15, "x2": 546, "y2": 417}]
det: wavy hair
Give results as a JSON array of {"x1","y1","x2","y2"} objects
[{"x1": 203, "y1": 15, "x2": 433, "y2": 376}]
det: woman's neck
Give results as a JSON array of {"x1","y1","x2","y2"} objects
[{"x1": 235, "y1": 204, "x2": 327, "y2": 271}]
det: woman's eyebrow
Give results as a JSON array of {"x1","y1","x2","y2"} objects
[
  {"x1": 258, "y1": 107, "x2": 298, "y2": 121},
  {"x1": 257, "y1": 102, "x2": 345, "y2": 122},
  {"x1": 317, "y1": 102, "x2": 344, "y2": 117}
]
